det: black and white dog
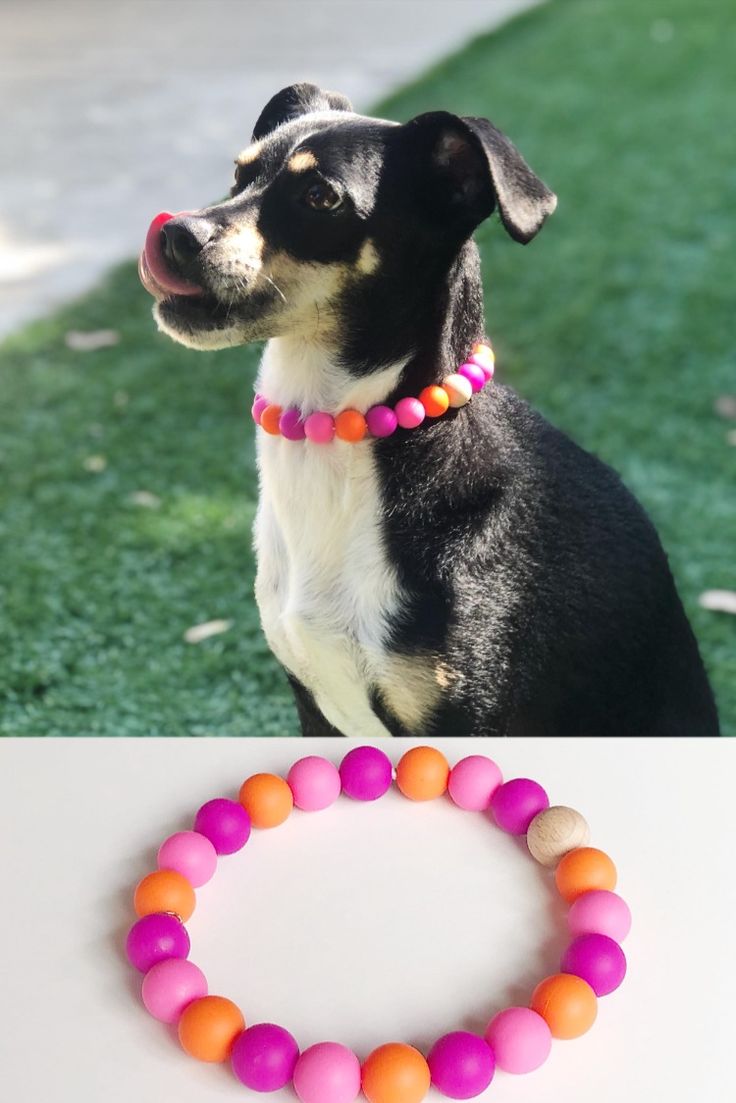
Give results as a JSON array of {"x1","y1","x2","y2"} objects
[{"x1": 141, "y1": 82, "x2": 719, "y2": 738}]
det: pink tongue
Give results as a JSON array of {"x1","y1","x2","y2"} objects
[{"x1": 141, "y1": 211, "x2": 203, "y2": 297}]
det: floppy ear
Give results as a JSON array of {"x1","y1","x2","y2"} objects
[
  {"x1": 406, "y1": 111, "x2": 556, "y2": 244},
  {"x1": 252, "y1": 82, "x2": 353, "y2": 141}
]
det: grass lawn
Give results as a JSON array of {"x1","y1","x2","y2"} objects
[{"x1": 1, "y1": 0, "x2": 734, "y2": 737}]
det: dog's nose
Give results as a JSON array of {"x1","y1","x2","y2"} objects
[{"x1": 161, "y1": 216, "x2": 216, "y2": 270}]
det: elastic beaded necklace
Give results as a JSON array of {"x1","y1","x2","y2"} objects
[
  {"x1": 125, "y1": 746, "x2": 630, "y2": 1103},
  {"x1": 252, "y1": 343, "x2": 495, "y2": 443}
]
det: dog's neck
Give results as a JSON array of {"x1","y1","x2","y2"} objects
[{"x1": 257, "y1": 240, "x2": 486, "y2": 413}]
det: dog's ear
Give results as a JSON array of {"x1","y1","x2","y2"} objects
[
  {"x1": 405, "y1": 111, "x2": 556, "y2": 244},
  {"x1": 252, "y1": 83, "x2": 353, "y2": 141}
]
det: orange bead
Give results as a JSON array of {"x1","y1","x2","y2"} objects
[
  {"x1": 362, "y1": 1043, "x2": 431, "y2": 1103},
  {"x1": 530, "y1": 973, "x2": 597, "y2": 1039},
  {"x1": 260, "y1": 404, "x2": 283, "y2": 435},
  {"x1": 134, "y1": 869, "x2": 196, "y2": 921},
  {"x1": 396, "y1": 745, "x2": 450, "y2": 801},
  {"x1": 555, "y1": 846, "x2": 617, "y2": 903},
  {"x1": 335, "y1": 408, "x2": 368, "y2": 442},
  {"x1": 239, "y1": 772, "x2": 294, "y2": 828},
  {"x1": 419, "y1": 385, "x2": 450, "y2": 418},
  {"x1": 178, "y1": 995, "x2": 245, "y2": 1062}
]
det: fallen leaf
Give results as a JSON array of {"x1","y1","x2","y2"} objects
[
  {"x1": 129, "y1": 490, "x2": 161, "y2": 509},
  {"x1": 114, "y1": 390, "x2": 129, "y2": 408},
  {"x1": 698, "y1": 590, "x2": 736, "y2": 615},
  {"x1": 83, "y1": 454, "x2": 107, "y2": 473},
  {"x1": 65, "y1": 328, "x2": 120, "y2": 351},
  {"x1": 184, "y1": 619, "x2": 233, "y2": 644},
  {"x1": 714, "y1": 395, "x2": 736, "y2": 420}
]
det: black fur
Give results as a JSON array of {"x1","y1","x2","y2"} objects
[{"x1": 153, "y1": 84, "x2": 719, "y2": 737}]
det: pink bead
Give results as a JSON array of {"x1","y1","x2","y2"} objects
[
  {"x1": 293, "y1": 1042, "x2": 361, "y2": 1103},
  {"x1": 448, "y1": 755, "x2": 503, "y2": 811},
  {"x1": 304, "y1": 411, "x2": 335, "y2": 443},
  {"x1": 365, "y1": 405, "x2": 398, "y2": 437},
  {"x1": 280, "y1": 407, "x2": 307, "y2": 440},
  {"x1": 287, "y1": 756, "x2": 342, "y2": 812},
  {"x1": 568, "y1": 889, "x2": 632, "y2": 942},
  {"x1": 394, "y1": 396, "x2": 426, "y2": 430},
  {"x1": 158, "y1": 830, "x2": 218, "y2": 888},
  {"x1": 470, "y1": 354, "x2": 495, "y2": 381},
  {"x1": 141, "y1": 958, "x2": 208, "y2": 1024},
  {"x1": 484, "y1": 1007, "x2": 552, "y2": 1074},
  {"x1": 457, "y1": 362, "x2": 486, "y2": 392},
  {"x1": 252, "y1": 395, "x2": 269, "y2": 424}
]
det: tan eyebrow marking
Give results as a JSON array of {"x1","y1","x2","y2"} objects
[
  {"x1": 357, "y1": 239, "x2": 381, "y2": 275},
  {"x1": 236, "y1": 141, "x2": 262, "y2": 166},
  {"x1": 287, "y1": 150, "x2": 318, "y2": 173}
]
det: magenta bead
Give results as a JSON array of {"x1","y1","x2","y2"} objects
[
  {"x1": 193, "y1": 798, "x2": 251, "y2": 855},
  {"x1": 484, "y1": 1007, "x2": 551, "y2": 1074},
  {"x1": 339, "y1": 745, "x2": 393, "y2": 801},
  {"x1": 490, "y1": 778, "x2": 549, "y2": 835},
  {"x1": 448, "y1": 755, "x2": 503, "y2": 811},
  {"x1": 457, "y1": 362, "x2": 486, "y2": 393},
  {"x1": 394, "y1": 396, "x2": 426, "y2": 430},
  {"x1": 366, "y1": 405, "x2": 398, "y2": 437},
  {"x1": 125, "y1": 913, "x2": 190, "y2": 973},
  {"x1": 561, "y1": 932, "x2": 627, "y2": 996},
  {"x1": 287, "y1": 756, "x2": 342, "y2": 811},
  {"x1": 279, "y1": 407, "x2": 307, "y2": 440},
  {"x1": 232, "y1": 1023, "x2": 300, "y2": 1092},
  {"x1": 427, "y1": 1031, "x2": 495, "y2": 1099},
  {"x1": 157, "y1": 830, "x2": 218, "y2": 888},
  {"x1": 293, "y1": 1042, "x2": 361, "y2": 1103},
  {"x1": 141, "y1": 958, "x2": 208, "y2": 1023},
  {"x1": 252, "y1": 395, "x2": 269, "y2": 424},
  {"x1": 568, "y1": 889, "x2": 632, "y2": 942},
  {"x1": 304, "y1": 411, "x2": 335, "y2": 443}
]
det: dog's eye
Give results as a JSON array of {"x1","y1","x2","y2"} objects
[{"x1": 302, "y1": 181, "x2": 342, "y2": 211}]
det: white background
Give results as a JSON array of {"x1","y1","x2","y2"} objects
[{"x1": 0, "y1": 737, "x2": 734, "y2": 1102}]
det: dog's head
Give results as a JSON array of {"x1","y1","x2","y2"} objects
[{"x1": 141, "y1": 82, "x2": 556, "y2": 352}]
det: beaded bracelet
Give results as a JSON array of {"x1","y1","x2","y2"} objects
[
  {"x1": 125, "y1": 746, "x2": 630, "y2": 1102},
  {"x1": 251, "y1": 344, "x2": 495, "y2": 443}
]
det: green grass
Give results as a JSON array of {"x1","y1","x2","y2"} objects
[{"x1": 1, "y1": 0, "x2": 734, "y2": 736}]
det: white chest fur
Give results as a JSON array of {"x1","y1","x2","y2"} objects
[{"x1": 253, "y1": 337, "x2": 407, "y2": 738}]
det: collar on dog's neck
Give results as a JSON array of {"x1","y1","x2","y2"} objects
[{"x1": 252, "y1": 342, "x2": 495, "y2": 442}]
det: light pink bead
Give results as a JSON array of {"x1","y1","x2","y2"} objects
[
  {"x1": 471, "y1": 354, "x2": 495, "y2": 381},
  {"x1": 304, "y1": 411, "x2": 335, "y2": 443},
  {"x1": 394, "y1": 396, "x2": 426, "y2": 429},
  {"x1": 457, "y1": 362, "x2": 486, "y2": 392},
  {"x1": 448, "y1": 755, "x2": 503, "y2": 811},
  {"x1": 365, "y1": 405, "x2": 398, "y2": 437},
  {"x1": 485, "y1": 1007, "x2": 551, "y2": 1074},
  {"x1": 287, "y1": 756, "x2": 342, "y2": 811},
  {"x1": 293, "y1": 1042, "x2": 361, "y2": 1103},
  {"x1": 157, "y1": 830, "x2": 218, "y2": 888},
  {"x1": 141, "y1": 958, "x2": 208, "y2": 1024},
  {"x1": 252, "y1": 395, "x2": 269, "y2": 424},
  {"x1": 568, "y1": 889, "x2": 632, "y2": 942}
]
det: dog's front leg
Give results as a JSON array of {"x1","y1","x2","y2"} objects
[{"x1": 285, "y1": 672, "x2": 345, "y2": 738}]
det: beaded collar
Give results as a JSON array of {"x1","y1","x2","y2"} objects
[{"x1": 251, "y1": 342, "x2": 495, "y2": 443}]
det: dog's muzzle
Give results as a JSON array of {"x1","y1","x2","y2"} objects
[{"x1": 139, "y1": 212, "x2": 207, "y2": 300}]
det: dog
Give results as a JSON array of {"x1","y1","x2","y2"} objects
[{"x1": 140, "y1": 82, "x2": 719, "y2": 738}]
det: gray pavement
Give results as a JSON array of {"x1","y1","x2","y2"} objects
[{"x1": 0, "y1": 0, "x2": 541, "y2": 337}]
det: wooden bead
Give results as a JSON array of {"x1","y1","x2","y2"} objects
[{"x1": 526, "y1": 806, "x2": 591, "y2": 868}]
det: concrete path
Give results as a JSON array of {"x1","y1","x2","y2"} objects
[{"x1": 0, "y1": 0, "x2": 541, "y2": 337}]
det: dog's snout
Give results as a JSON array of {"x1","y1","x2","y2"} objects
[{"x1": 161, "y1": 217, "x2": 216, "y2": 270}]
